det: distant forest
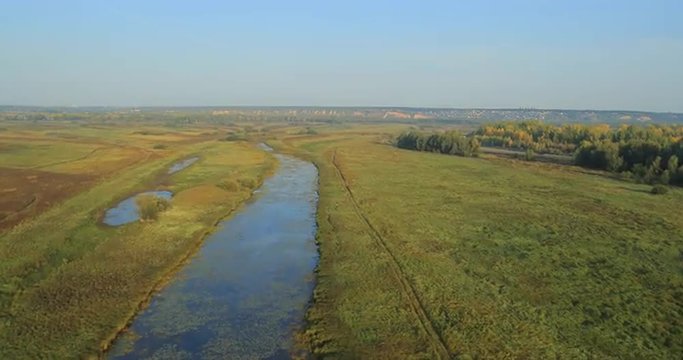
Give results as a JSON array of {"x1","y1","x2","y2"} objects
[{"x1": 398, "y1": 121, "x2": 683, "y2": 187}]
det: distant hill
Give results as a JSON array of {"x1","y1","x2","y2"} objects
[{"x1": 2, "y1": 106, "x2": 682, "y2": 124}]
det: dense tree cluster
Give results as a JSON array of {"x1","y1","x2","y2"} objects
[
  {"x1": 576, "y1": 139, "x2": 683, "y2": 185},
  {"x1": 475, "y1": 121, "x2": 683, "y2": 186},
  {"x1": 397, "y1": 130, "x2": 479, "y2": 157},
  {"x1": 474, "y1": 120, "x2": 614, "y2": 154}
]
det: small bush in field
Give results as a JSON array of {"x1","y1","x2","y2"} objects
[
  {"x1": 237, "y1": 178, "x2": 257, "y2": 189},
  {"x1": 218, "y1": 179, "x2": 239, "y2": 192},
  {"x1": 136, "y1": 195, "x2": 171, "y2": 221},
  {"x1": 650, "y1": 184, "x2": 669, "y2": 195},
  {"x1": 221, "y1": 134, "x2": 245, "y2": 141}
]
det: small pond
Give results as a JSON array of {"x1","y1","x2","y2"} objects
[
  {"x1": 103, "y1": 156, "x2": 200, "y2": 227},
  {"x1": 103, "y1": 191, "x2": 173, "y2": 227}
]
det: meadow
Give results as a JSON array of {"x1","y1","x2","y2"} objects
[
  {"x1": 0, "y1": 121, "x2": 274, "y2": 358},
  {"x1": 1, "y1": 116, "x2": 682, "y2": 359},
  {"x1": 275, "y1": 127, "x2": 683, "y2": 359}
]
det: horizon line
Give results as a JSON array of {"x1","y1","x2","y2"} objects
[{"x1": 1, "y1": 104, "x2": 682, "y2": 115}]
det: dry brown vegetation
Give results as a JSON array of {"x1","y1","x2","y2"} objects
[{"x1": 0, "y1": 168, "x2": 94, "y2": 230}]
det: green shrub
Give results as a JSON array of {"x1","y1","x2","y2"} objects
[
  {"x1": 650, "y1": 184, "x2": 669, "y2": 195},
  {"x1": 136, "y1": 195, "x2": 171, "y2": 221},
  {"x1": 237, "y1": 178, "x2": 257, "y2": 189},
  {"x1": 217, "y1": 179, "x2": 239, "y2": 192},
  {"x1": 298, "y1": 127, "x2": 318, "y2": 135},
  {"x1": 152, "y1": 143, "x2": 167, "y2": 149},
  {"x1": 619, "y1": 171, "x2": 633, "y2": 180},
  {"x1": 660, "y1": 170, "x2": 671, "y2": 185},
  {"x1": 220, "y1": 134, "x2": 244, "y2": 141}
]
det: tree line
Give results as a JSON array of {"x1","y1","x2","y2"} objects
[
  {"x1": 474, "y1": 121, "x2": 683, "y2": 186},
  {"x1": 396, "y1": 130, "x2": 479, "y2": 157},
  {"x1": 574, "y1": 138, "x2": 683, "y2": 185}
]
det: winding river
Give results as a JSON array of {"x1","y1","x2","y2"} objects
[{"x1": 108, "y1": 150, "x2": 319, "y2": 359}]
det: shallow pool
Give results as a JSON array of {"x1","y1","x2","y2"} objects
[{"x1": 103, "y1": 191, "x2": 173, "y2": 227}]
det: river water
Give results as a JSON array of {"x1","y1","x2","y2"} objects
[{"x1": 108, "y1": 152, "x2": 319, "y2": 359}]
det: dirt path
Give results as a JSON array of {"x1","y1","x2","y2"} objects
[{"x1": 331, "y1": 149, "x2": 452, "y2": 359}]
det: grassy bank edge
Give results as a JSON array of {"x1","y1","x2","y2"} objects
[{"x1": 265, "y1": 138, "x2": 341, "y2": 358}]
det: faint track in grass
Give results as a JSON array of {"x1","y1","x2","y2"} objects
[
  {"x1": 0, "y1": 196, "x2": 37, "y2": 225},
  {"x1": 32, "y1": 145, "x2": 155, "y2": 174},
  {"x1": 331, "y1": 149, "x2": 451, "y2": 359},
  {"x1": 31, "y1": 147, "x2": 107, "y2": 170}
]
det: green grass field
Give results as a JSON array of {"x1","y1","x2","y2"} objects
[
  {"x1": 277, "y1": 130, "x2": 683, "y2": 359},
  {"x1": 1, "y1": 120, "x2": 682, "y2": 359}
]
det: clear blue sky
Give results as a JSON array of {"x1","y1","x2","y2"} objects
[{"x1": 1, "y1": 1, "x2": 682, "y2": 111}]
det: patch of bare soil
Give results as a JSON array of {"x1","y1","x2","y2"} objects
[{"x1": 0, "y1": 168, "x2": 94, "y2": 231}]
